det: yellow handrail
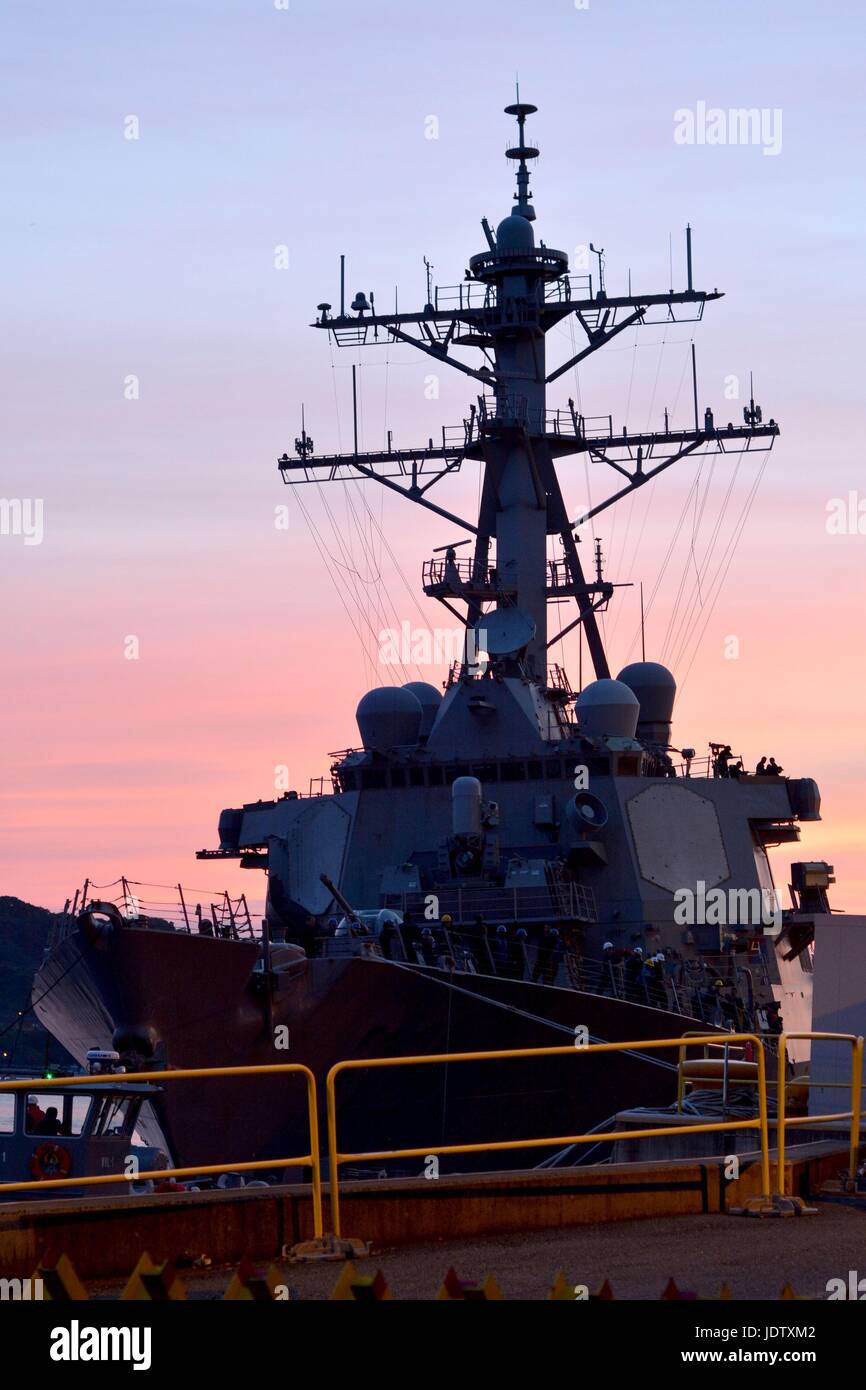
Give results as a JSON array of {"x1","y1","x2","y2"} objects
[
  {"x1": 775, "y1": 1032, "x2": 864, "y2": 1196},
  {"x1": 0, "y1": 1063, "x2": 322, "y2": 1237},
  {"x1": 325, "y1": 1034, "x2": 770, "y2": 1237}
]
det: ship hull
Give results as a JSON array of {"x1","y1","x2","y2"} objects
[{"x1": 34, "y1": 927, "x2": 714, "y2": 1174}]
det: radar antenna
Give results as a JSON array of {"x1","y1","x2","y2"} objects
[{"x1": 277, "y1": 101, "x2": 780, "y2": 685}]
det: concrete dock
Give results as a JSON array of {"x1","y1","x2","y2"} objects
[{"x1": 0, "y1": 1139, "x2": 853, "y2": 1286}]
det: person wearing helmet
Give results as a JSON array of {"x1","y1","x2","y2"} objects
[
  {"x1": 544, "y1": 927, "x2": 564, "y2": 985},
  {"x1": 624, "y1": 946, "x2": 645, "y2": 1003},
  {"x1": 595, "y1": 940, "x2": 620, "y2": 996},
  {"x1": 643, "y1": 951, "x2": 668, "y2": 1009},
  {"x1": 507, "y1": 923, "x2": 527, "y2": 980},
  {"x1": 438, "y1": 913, "x2": 454, "y2": 959},
  {"x1": 532, "y1": 924, "x2": 562, "y2": 985},
  {"x1": 655, "y1": 954, "x2": 670, "y2": 1008},
  {"x1": 491, "y1": 923, "x2": 510, "y2": 973}
]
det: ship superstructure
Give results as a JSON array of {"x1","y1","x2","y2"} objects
[
  {"x1": 204, "y1": 101, "x2": 809, "y2": 968},
  {"x1": 31, "y1": 101, "x2": 828, "y2": 1176}
]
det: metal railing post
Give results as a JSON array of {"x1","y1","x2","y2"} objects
[
  {"x1": 773, "y1": 1031, "x2": 864, "y2": 1199},
  {"x1": 326, "y1": 1067, "x2": 342, "y2": 1238},
  {"x1": 305, "y1": 1069, "x2": 323, "y2": 1238},
  {"x1": 776, "y1": 1033, "x2": 789, "y2": 1195},
  {"x1": 850, "y1": 1036, "x2": 864, "y2": 1189},
  {"x1": 754, "y1": 1032, "x2": 771, "y2": 1197}
]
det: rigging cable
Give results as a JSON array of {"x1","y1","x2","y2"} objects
[
  {"x1": 294, "y1": 488, "x2": 385, "y2": 680},
  {"x1": 677, "y1": 450, "x2": 771, "y2": 690},
  {"x1": 619, "y1": 339, "x2": 694, "y2": 661},
  {"x1": 302, "y1": 347, "x2": 423, "y2": 683},
  {"x1": 665, "y1": 445, "x2": 746, "y2": 671},
  {"x1": 624, "y1": 471, "x2": 701, "y2": 661},
  {"x1": 606, "y1": 324, "x2": 669, "y2": 649},
  {"x1": 384, "y1": 959, "x2": 680, "y2": 1073},
  {"x1": 330, "y1": 343, "x2": 434, "y2": 675}
]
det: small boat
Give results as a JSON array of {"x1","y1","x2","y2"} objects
[{"x1": 0, "y1": 1051, "x2": 166, "y2": 1201}]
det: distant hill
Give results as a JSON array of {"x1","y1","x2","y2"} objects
[{"x1": 0, "y1": 897, "x2": 76, "y2": 1072}]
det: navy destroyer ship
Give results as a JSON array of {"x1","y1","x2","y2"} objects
[{"x1": 32, "y1": 101, "x2": 830, "y2": 1176}]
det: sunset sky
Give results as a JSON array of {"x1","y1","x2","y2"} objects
[{"x1": 2, "y1": 0, "x2": 864, "y2": 917}]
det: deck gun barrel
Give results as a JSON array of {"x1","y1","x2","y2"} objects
[{"x1": 319, "y1": 873, "x2": 356, "y2": 922}]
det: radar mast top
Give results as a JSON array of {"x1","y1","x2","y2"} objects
[{"x1": 277, "y1": 99, "x2": 779, "y2": 689}]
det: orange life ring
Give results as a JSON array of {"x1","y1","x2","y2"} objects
[{"x1": 30, "y1": 1143, "x2": 73, "y2": 1181}]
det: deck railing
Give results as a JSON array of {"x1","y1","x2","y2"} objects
[
  {"x1": 775, "y1": 1032, "x2": 864, "y2": 1195},
  {"x1": 324, "y1": 1034, "x2": 772, "y2": 1236},
  {"x1": 52, "y1": 879, "x2": 256, "y2": 946},
  {"x1": 0, "y1": 1064, "x2": 322, "y2": 1235}
]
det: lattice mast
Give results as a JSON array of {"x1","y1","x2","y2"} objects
[{"x1": 278, "y1": 101, "x2": 778, "y2": 685}]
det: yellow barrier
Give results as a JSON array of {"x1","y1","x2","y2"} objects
[
  {"x1": 325, "y1": 1034, "x2": 771, "y2": 1237},
  {"x1": 0, "y1": 1064, "x2": 323, "y2": 1237},
  {"x1": 775, "y1": 1032, "x2": 864, "y2": 1195}
]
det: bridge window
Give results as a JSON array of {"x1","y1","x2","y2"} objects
[
  {"x1": 500, "y1": 762, "x2": 526, "y2": 782},
  {"x1": 24, "y1": 1093, "x2": 66, "y2": 1136},
  {"x1": 472, "y1": 763, "x2": 498, "y2": 782},
  {"x1": 93, "y1": 1095, "x2": 135, "y2": 1138},
  {"x1": 0, "y1": 1095, "x2": 13, "y2": 1134},
  {"x1": 69, "y1": 1096, "x2": 92, "y2": 1135},
  {"x1": 360, "y1": 769, "x2": 387, "y2": 790}
]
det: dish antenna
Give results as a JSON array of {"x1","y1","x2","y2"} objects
[{"x1": 475, "y1": 607, "x2": 536, "y2": 658}]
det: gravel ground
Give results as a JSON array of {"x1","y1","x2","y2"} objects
[{"x1": 87, "y1": 1201, "x2": 866, "y2": 1300}]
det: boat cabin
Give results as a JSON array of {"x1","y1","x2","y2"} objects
[{"x1": 0, "y1": 1077, "x2": 166, "y2": 1199}]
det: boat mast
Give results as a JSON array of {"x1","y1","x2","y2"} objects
[{"x1": 278, "y1": 101, "x2": 779, "y2": 685}]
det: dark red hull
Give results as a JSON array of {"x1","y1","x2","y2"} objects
[{"x1": 34, "y1": 926, "x2": 711, "y2": 1173}]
